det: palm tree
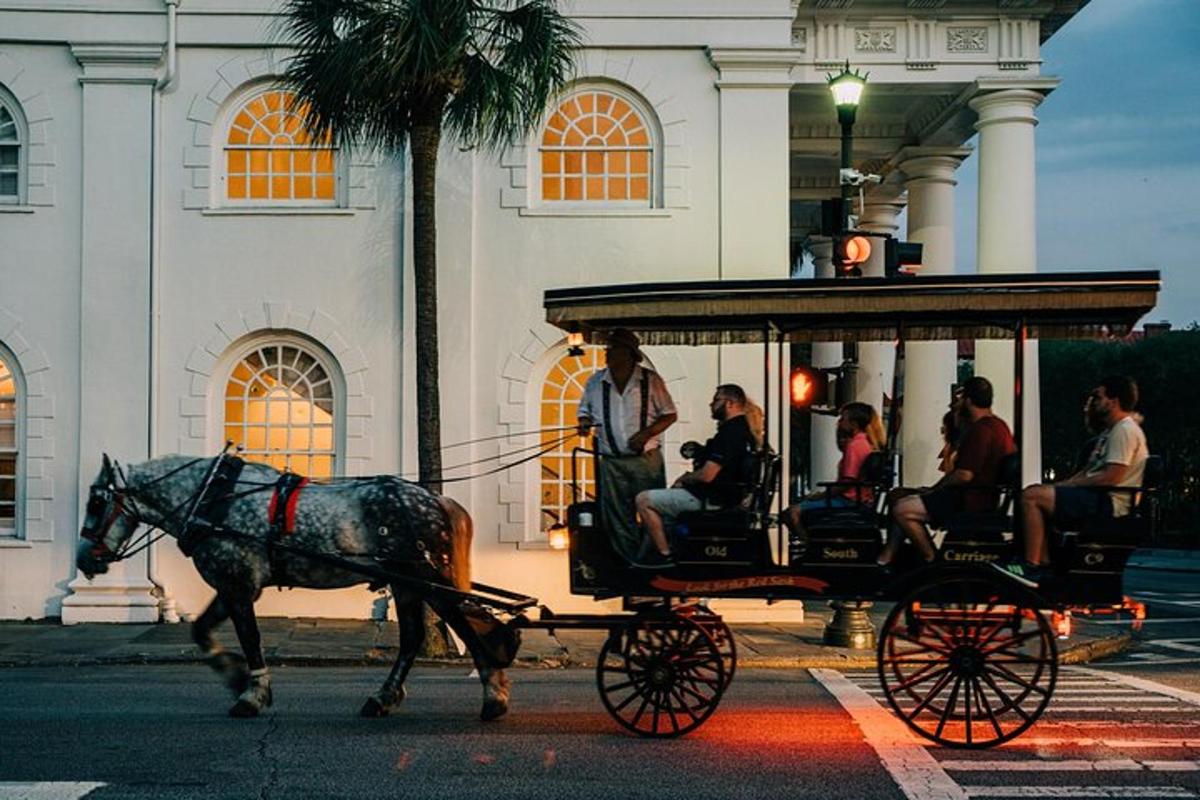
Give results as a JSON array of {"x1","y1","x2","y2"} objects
[{"x1": 276, "y1": 0, "x2": 582, "y2": 490}]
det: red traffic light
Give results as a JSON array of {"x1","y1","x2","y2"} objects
[{"x1": 834, "y1": 235, "x2": 872, "y2": 276}]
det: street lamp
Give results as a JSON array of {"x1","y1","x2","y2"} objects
[{"x1": 826, "y1": 61, "x2": 868, "y2": 243}]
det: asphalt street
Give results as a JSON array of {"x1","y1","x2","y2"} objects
[{"x1": 2, "y1": 565, "x2": 1199, "y2": 800}]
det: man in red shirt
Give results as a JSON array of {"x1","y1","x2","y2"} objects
[{"x1": 880, "y1": 376, "x2": 1015, "y2": 566}]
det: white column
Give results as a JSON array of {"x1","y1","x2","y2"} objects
[
  {"x1": 969, "y1": 86, "x2": 1054, "y2": 485},
  {"x1": 61, "y1": 44, "x2": 163, "y2": 625},
  {"x1": 855, "y1": 187, "x2": 905, "y2": 418},
  {"x1": 898, "y1": 147, "x2": 971, "y2": 487},
  {"x1": 809, "y1": 236, "x2": 839, "y2": 486}
]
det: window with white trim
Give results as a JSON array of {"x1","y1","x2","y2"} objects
[
  {"x1": 220, "y1": 336, "x2": 343, "y2": 477},
  {"x1": 220, "y1": 86, "x2": 339, "y2": 207},
  {"x1": 0, "y1": 345, "x2": 23, "y2": 536},
  {"x1": 537, "y1": 85, "x2": 659, "y2": 208},
  {"x1": 0, "y1": 88, "x2": 25, "y2": 205},
  {"x1": 537, "y1": 346, "x2": 605, "y2": 532}
]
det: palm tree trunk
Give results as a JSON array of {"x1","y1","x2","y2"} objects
[
  {"x1": 410, "y1": 113, "x2": 444, "y2": 493},
  {"x1": 410, "y1": 108, "x2": 453, "y2": 658}
]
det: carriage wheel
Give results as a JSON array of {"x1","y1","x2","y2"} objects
[
  {"x1": 675, "y1": 607, "x2": 737, "y2": 690},
  {"x1": 596, "y1": 617, "x2": 726, "y2": 738},
  {"x1": 878, "y1": 568, "x2": 1057, "y2": 749}
]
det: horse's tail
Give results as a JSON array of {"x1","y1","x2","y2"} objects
[{"x1": 437, "y1": 496, "x2": 473, "y2": 593}]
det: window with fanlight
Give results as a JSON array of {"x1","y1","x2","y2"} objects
[
  {"x1": 221, "y1": 337, "x2": 342, "y2": 477},
  {"x1": 538, "y1": 346, "x2": 606, "y2": 532},
  {"x1": 538, "y1": 86, "x2": 657, "y2": 206},
  {"x1": 222, "y1": 87, "x2": 338, "y2": 206},
  {"x1": 0, "y1": 346, "x2": 22, "y2": 536},
  {"x1": 0, "y1": 90, "x2": 24, "y2": 205}
]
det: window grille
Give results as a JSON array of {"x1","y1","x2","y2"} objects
[
  {"x1": 539, "y1": 88, "x2": 654, "y2": 205},
  {"x1": 223, "y1": 341, "x2": 339, "y2": 477},
  {"x1": 224, "y1": 89, "x2": 337, "y2": 205},
  {"x1": 538, "y1": 346, "x2": 605, "y2": 531},
  {"x1": 0, "y1": 352, "x2": 19, "y2": 534},
  {"x1": 0, "y1": 103, "x2": 20, "y2": 204}
]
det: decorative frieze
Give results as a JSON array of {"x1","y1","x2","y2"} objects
[
  {"x1": 905, "y1": 19, "x2": 937, "y2": 70},
  {"x1": 855, "y1": 28, "x2": 896, "y2": 53},
  {"x1": 947, "y1": 26, "x2": 988, "y2": 53}
]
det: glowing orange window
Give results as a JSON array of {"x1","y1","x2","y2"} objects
[
  {"x1": 223, "y1": 342, "x2": 338, "y2": 478},
  {"x1": 540, "y1": 89, "x2": 653, "y2": 204},
  {"x1": 225, "y1": 89, "x2": 337, "y2": 204},
  {"x1": 539, "y1": 346, "x2": 605, "y2": 532}
]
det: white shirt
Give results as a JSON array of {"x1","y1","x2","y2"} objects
[
  {"x1": 577, "y1": 365, "x2": 676, "y2": 457},
  {"x1": 1084, "y1": 415, "x2": 1149, "y2": 516}
]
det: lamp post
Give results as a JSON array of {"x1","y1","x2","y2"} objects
[{"x1": 823, "y1": 62, "x2": 876, "y2": 650}]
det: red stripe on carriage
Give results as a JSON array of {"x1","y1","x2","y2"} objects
[{"x1": 649, "y1": 575, "x2": 829, "y2": 594}]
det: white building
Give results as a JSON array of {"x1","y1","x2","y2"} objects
[{"x1": 0, "y1": 0, "x2": 1086, "y2": 622}]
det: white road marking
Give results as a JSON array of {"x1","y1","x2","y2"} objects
[
  {"x1": 1007, "y1": 739, "x2": 1200, "y2": 749},
  {"x1": 1105, "y1": 657, "x2": 1200, "y2": 667},
  {"x1": 1073, "y1": 667, "x2": 1200, "y2": 707},
  {"x1": 812, "y1": 668, "x2": 968, "y2": 800},
  {"x1": 958, "y1": 787, "x2": 1195, "y2": 797},
  {"x1": 1147, "y1": 640, "x2": 1200, "y2": 654},
  {"x1": 0, "y1": 784, "x2": 106, "y2": 800},
  {"x1": 1090, "y1": 617, "x2": 1200, "y2": 626},
  {"x1": 942, "y1": 759, "x2": 1200, "y2": 771}
]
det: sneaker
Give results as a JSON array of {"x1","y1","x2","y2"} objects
[
  {"x1": 990, "y1": 559, "x2": 1047, "y2": 589},
  {"x1": 630, "y1": 550, "x2": 675, "y2": 570}
]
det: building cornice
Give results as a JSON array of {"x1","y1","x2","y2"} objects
[
  {"x1": 71, "y1": 42, "x2": 163, "y2": 85},
  {"x1": 707, "y1": 47, "x2": 802, "y2": 89}
]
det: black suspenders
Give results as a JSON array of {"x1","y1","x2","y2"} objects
[{"x1": 601, "y1": 370, "x2": 652, "y2": 456}]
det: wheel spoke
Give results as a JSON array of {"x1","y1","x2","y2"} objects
[
  {"x1": 934, "y1": 676, "x2": 964, "y2": 739},
  {"x1": 986, "y1": 662, "x2": 1048, "y2": 699},
  {"x1": 889, "y1": 630, "x2": 954, "y2": 656},
  {"x1": 973, "y1": 676, "x2": 1004, "y2": 739},
  {"x1": 980, "y1": 668, "x2": 1032, "y2": 723},
  {"x1": 981, "y1": 628, "x2": 1044, "y2": 657},
  {"x1": 669, "y1": 686, "x2": 702, "y2": 723},
  {"x1": 891, "y1": 663, "x2": 951, "y2": 694},
  {"x1": 904, "y1": 670, "x2": 955, "y2": 721},
  {"x1": 964, "y1": 675, "x2": 973, "y2": 746}
]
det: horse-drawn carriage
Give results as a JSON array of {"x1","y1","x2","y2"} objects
[{"x1": 76, "y1": 269, "x2": 1161, "y2": 749}]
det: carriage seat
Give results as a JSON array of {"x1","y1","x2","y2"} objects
[
  {"x1": 671, "y1": 449, "x2": 780, "y2": 568},
  {"x1": 801, "y1": 452, "x2": 891, "y2": 565},
  {"x1": 936, "y1": 452, "x2": 1022, "y2": 565}
]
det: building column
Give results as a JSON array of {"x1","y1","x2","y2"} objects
[
  {"x1": 898, "y1": 147, "x2": 972, "y2": 487},
  {"x1": 969, "y1": 85, "x2": 1055, "y2": 484},
  {"x1": 809, "y1": 236, "x2": 838, "y2": 485},
  {"x1": 61, "y1": 44, "x2": 163, "y2": 624},
  {"x1": 856, "y1": 186, "x2": 905, "y2": 418}
]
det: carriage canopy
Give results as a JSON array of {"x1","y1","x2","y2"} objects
[{"x1": 543, "y1": 271, "x2": 1161, "y2": 344}]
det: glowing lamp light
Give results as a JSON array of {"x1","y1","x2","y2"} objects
[
  {"x1": 548, "y1": 524, "x2": 570, "y2": 551},
  {"x1": 826, "y1": 61, "x2": 868, "y2": 125},
  {"x1": 1052, "y1": 610, "x2": 1072, "y2": 640},
  {"x1": 567, "y1": 332, "x2": 584, "y2": 347},
  {"x1": 844, "y1": 235, "x2": 871, "y2": 264}
]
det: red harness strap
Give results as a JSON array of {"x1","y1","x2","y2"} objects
[{"x1": 267, "y1": 475, "x2": 309, "y2": 536}]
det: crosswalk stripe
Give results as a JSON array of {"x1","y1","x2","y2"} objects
[
  {"x1": 995, "y1": 739, "x2": 1200, "y2": 749},
  {"x1": 1071, "y1": 668, "x2": 1200, "y2": 707},
  {"x1": 958, "y1": 786, "x2": 1195, "y2": 797},
  {"x1": 941, "y1": 759, "x2": 1200, "y2": 771},
  {"x1": 0, "y1": 784, "x2": 106, "y2": 800}
]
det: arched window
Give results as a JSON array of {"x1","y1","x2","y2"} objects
[
  {"x1": 221, "y1": 336, "x2": 343, "y2": 477},
  {"x1": 538, "y1": 346, "x2": 606, "y2": 532},
  {"x1": 0, "y1": 88, "x2": 25, "y2": 205},
  {"x1": 0, "y1": 345, "x2": 23, "y2": 536},
  {"x1": 539, "y1": 86, "x2": 656, "y2": 206},
  {"x1": 222, "y1": 87, "x2": 337, "y2": 206}
]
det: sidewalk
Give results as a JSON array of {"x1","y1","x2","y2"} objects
[
  {"x1": 1128, "y1": 547, "x2": 1200, "y2": 573},
  {"x1": 0, "y1": 607, "x2": 1130, "y2": 670}
]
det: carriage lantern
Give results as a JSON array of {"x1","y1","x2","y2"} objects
[{"x1": 547, "y1": 523, "x2": 570, "y2": 550}]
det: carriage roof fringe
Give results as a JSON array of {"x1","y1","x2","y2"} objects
[{"x1": 543, "y1": 271, "x2": 1161, "y2": 344}]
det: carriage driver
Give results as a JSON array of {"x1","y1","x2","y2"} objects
[{"x1": 577, "y1": 329, "x2": 678, "y2": 563}]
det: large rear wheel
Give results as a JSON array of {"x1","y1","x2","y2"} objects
[
  {"x1": 596, "y1": 616, "x2": 726, "y2": 738},
  {"x1": 878, "y1": 568, "x2": 1057, "y2": 748}
]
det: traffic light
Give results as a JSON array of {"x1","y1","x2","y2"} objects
[
  {"x1": 885, "y1": 239, "x2": 923, "y2": 278},
  {"x1": 833, "y1": 234, "x2": 872, "y2": 277},
  {"x1": 790, "y1": 367, "x2": 829, "y2": 408}
]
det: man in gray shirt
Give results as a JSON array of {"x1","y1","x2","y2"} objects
[{"x1": 994, "y1": 375, "x2": 1149, "y2": 588}]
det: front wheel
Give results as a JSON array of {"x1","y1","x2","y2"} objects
[
  {"x1": 878, "y1": 567, "x2": 1057, "y2": 748},
  {"x1": 596, "y1": 616, "x2": 726, "y2": 738}
]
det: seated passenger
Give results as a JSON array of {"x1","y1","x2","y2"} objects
[
  {"x1": 879, "y1": 376, "x2": 1015, "y2": 568},
  {"x1": 782, "y1": 402, "x2": 883, "y2": 559},
  {"x1": 993, "y1": 375, "x2": 1149, "y2": 589},
  {"x1": 634, "y1": 384, "x2": 758, "y2": 569}
]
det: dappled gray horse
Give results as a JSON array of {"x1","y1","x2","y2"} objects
[{"x1": 76, "y1": 454, "x2": 518, "y2": 720}]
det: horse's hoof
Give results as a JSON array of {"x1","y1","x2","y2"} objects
[
  {"x1": 229, "y1": 699, "x2": 261, "y2": 718},
  {"x1": 480, "y1": 699, "x2": 509, "y2": 722},
  {"x1": 360, "y1": 696, "x2": 390, "y2": 718}
]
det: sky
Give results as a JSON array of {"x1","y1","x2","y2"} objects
[{"x1": 952, "y1": 0, "x2": 1200, "y2": 326}]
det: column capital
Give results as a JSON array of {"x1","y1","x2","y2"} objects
[
  {"x1": 969, "y1": 79, "x2": 1059, "y2": 131},
  {"x1": 706, "y1": 48, "x2": 800, "y2": 90},
  {"x1": 859, "y1": 184, "x2": 906, "y2": 236},
  {"x1": 71, "y1": 43, "x2": 164, "y2": 85},
  {"x1": 898, "y1": 146, "x2": 973, "y2": 187}
]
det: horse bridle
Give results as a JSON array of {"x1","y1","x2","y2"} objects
[{"x1": 80, "y1": 481, "x2": 142, "y2": 563}]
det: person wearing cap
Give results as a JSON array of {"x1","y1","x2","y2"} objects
[{"x1": 577, "y1": 329, "x2": 678, "y2": 563}]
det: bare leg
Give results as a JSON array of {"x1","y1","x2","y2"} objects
[
  {"x1": 362, "y1": 593, "x2": 424, "y2": 718},
  {"x1": 191, "y1": 596, "x2": 248, "y2": 696},
  {"x1": 635, "y1": 491, "x2": 670, "y2": 556},
  {"x1": 1020, "y1": 484, "x2": 1055, "y2": 566},
  {"x1": 226, "y1": 596, "x2": 272, "y2": 718},
  {"x1": 891, "y1": 495, "x2": 937, "y2": 563},
  {"x1": 782, "y1": 506, "x2": 808, "y2": 561}
]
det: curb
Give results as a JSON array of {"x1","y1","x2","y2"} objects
[{"x1": 1058, "y1": 632, "x2": 1134, "y2": 665}]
